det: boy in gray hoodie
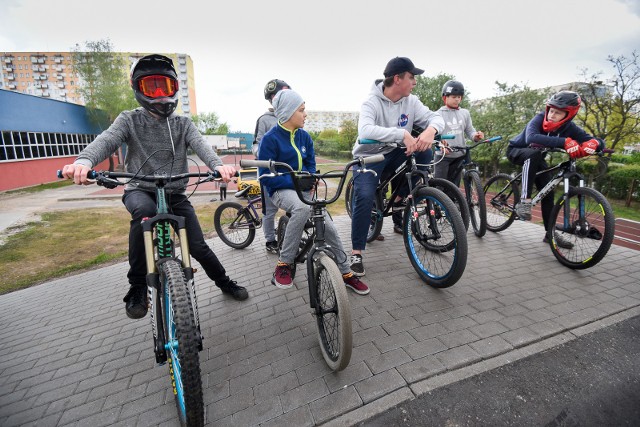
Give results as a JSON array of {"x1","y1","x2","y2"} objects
[
  {"x1": 60, "y1": 54, "x2": 248, "y2": 319},
  {"x1": 349, "y1": 57, "x2": 444, "y2": 277}
]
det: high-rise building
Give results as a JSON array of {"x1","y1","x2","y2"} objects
[{"x1": 0, "y1": 51, "x2": 197, "y2": 116}]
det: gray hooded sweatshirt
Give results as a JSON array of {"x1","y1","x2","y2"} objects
[
  {"x1": 352, "y1": 81, "x2": 444, "y2": 158},
  {"x1": 74, "y1": 108, "x2": 223, "y2": 193},
  {"x1": 436, "y1": 106, "x2": 478, "y2": 159}
]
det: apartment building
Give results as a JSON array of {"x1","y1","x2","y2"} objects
[
  {"x1": 0, "y1": 51, "x2": 198, "y2": 116},
  {"x1": 305, "y1": 111, "x2": 359, "y2": 133}
]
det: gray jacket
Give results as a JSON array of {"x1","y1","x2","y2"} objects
[
  {"x1": 437, "y1": 106, "x2": 477, "y2": 159},
  {"x1": 74, "y1": 108, "x2": 222, "y2": 193},
  {"x1": 352, "y1": 81, "x2": 444, "y2": 157},
  {"x1": 252, "y1": 110, "x2": 278, "y2": 157}
]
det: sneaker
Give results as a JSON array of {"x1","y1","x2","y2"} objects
[
  {"x1": 272, "y1": 262, "x2": 293, "y2": 289},
  {"x1": 343, "y1": 273, "x2": 370, "y2": 295},
  {"x1": 217, "y1": 279, "x2": 249, "y2": 300},
  {"x1": 349, "y1": 254, "x2": 365, "y2": 277},
  {"x1": 123, "y1": 285, "x2": 148, "y2": 319},
  {"x1": 393, "y1": 224, "x2": 403, "y2": 234},
  {"x1": 515, "y1": 202, "x2": 532, "y2": 221},
  {"x1": 265, "y1": 240, "x2": 278, "y2": 254},
  {"x1": 543, "y1": 234, "x2": 574, "y2": 250}
]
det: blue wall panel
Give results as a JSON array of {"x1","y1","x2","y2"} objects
[{"x1": 0, "y1": 89, "x2": 104, "y2": 134}]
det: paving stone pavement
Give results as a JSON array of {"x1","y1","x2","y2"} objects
[{"x1": 1, "y1": 216, "x2": 639, "y2": 427}]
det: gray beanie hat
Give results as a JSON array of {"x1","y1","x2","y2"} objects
[{"x1": 273, "y1": 89, "x2": 304, "y2": 123}]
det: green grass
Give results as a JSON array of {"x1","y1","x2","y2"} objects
[{"x1": 5, "y1": 180, "x2": 73, "y2": 194}]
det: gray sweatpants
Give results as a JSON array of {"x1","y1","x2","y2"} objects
[{"x1": 271, "y1": 188, "x2": 350, "y2": 274}]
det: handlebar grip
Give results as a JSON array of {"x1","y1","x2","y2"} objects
[
  {"x1": 57, "y1": 169, "x2": 98, "y2": 179},
  {"x1": 358, "y1": 139, "x2": 379, "y2": 144},
  {"x1": 362, "y1": 154, "x2": 385, "y2": 165},
  {"x1": 602, "y1": 148, "x2": 615, "y2": 154},
  {"x1": 240, "y1": 159, "x2": 271, "y2": 169},
  {"x1": 437, "y1": 134, "x2": 455, "y2": 140},
  {"x1": 486, "y1": 136, "x2": 502, "y2": 143}
]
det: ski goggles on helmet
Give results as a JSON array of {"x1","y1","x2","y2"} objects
[{"x1": 137, "y1": 75, "x2": 179, "y2": 98}]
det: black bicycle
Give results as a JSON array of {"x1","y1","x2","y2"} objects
[
  {"x1": 213, "y1": 182, "x2": 263, "y2": 249},
  {"x1": 58, "y1": 169, "x2": 215, "y2": 426},
  {"x1": 441, "y1": 136, "x2": 502, "y2": 237},
  {"x1": 240, "y1": 156, "x2": 383, "y2": 371},
  {"x1": 346, "y1": 136, "x2": 468, "y2": 288},
  {"x1": 484, "y1": 147, "x2": 615, "y2": 269}
]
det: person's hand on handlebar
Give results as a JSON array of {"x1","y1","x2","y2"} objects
[
  {"x1": 415, "y1": 126, "x2": 438, "y2": 153},
  {"x1": 472, "y1": 131, "x2": 485, "y2": 142},
  {"x1": 215, "y1": 164, "x2": 237, "y2": 182},
  {"x1": 61, "y1": 163, "x2": 93, "y2": 185}
]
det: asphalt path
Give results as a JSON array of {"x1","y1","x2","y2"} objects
[{"x1": 360, "y1": 314, "x2": 640, "y2": 427}]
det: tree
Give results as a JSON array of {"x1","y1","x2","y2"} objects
[
  {"x1": 471, "y1": 82, "x2": 546, "y2": 175},
  {"x1": 71, "y1": 39, "x2": 138, "y2": 170},
  {"x1": 191, "y1": 112, "x2": 229, "y2": 135},
  {"x1": 574, "y1": 51, "x2": 640, "y2": 153},
  {"x1": 71, "y1": 39, "x2": 137, "y2": 124},
  {"x1": 414, "y1": 73, "x2": 464, "y2": 111},
  {"x1": 339, "y1": 119, "x2": 358, "y2": 149}
]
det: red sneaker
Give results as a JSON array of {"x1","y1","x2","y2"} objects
[
  {"x1": 343, "y1": 273, "x2": 370, "y2": 295},
  {"x1": 272, "y1": 262, "x2": 293, "y2": 289}
]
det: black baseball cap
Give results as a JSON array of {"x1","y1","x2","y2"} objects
[{"x1": 383, "y1": 57, "x2": 424, "y2": 78}]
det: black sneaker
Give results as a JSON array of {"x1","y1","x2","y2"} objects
[
  {"x1": 217, "y1": 279, "x2": 249, "y2": 301},
  {"x1": 265, "y1": 240, "x2": 278, "y2": 254},
  {"x1": 543, "y1": 234, "x2": 574, "y2": 250},
  {"x1": 349, "y1": 254, "x2": 365, "y2": 276},
  {"x1": 123, "y1": 285, "x2": 148, "y2": 319}
]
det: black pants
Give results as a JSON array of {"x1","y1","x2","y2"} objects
[
  {"x1": 220, "y1": 186, "x2": 227, "y2": 200},
  {"x1": 506, "y1": 146, "x2": 554, "y2": 231},
  {"x1": 123, "y1": 189, "x2": 229, "y2": 287}
]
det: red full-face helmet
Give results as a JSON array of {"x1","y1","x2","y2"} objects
[{"x1": 542, "y1": 91, "x2": 581, "y2": 132}]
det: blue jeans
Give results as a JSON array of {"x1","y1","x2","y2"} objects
[{"x1": 351, "y1": 148, "x2": 433, "y2": 251}]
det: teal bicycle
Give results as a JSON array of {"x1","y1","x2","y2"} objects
[{"x1": 58, "y1": 168, "x2": 218, "y2": 426}]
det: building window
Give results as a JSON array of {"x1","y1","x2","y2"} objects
[{"x1": 0, "y1": 131, "x2": 97, "y2": 162}]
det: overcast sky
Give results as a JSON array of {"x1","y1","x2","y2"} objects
[{"x1": 2, "y1": 0, "x2": 640, "y2": 132}]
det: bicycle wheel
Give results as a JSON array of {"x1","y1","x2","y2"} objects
[
  {"x1": 465, "y1": 171, "x2": 487, "y2": 237},
  {"x1": 548, "y1": 186, "x2": 615, "y2": 269},
  {"x1": 345, "y1": 177, "x2": 354, "y2": 218},
  {"x1": 160, "y1": 260, "x2": 204, "y2": 427},
  {"x1": 403, "y1": 186, "x2": 467, "y2": 288},
  {"x1": 213, "y1": 202, "x2": 256, "y2": 249},
  {"x1": 312, "y1": 252, "x2": 352, "y2": 371},
  {"x1": 367, "y1": 194, "x2": 384, "y2": 242},
  {"x1": 484, "y1": 173, "x2": 519, "y2": 232},
  {"x1": 429, "y1": 177, "x2": 470, "y2": 232}
]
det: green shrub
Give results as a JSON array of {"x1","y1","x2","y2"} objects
[{"x1": 599, "y1": 165, "x2": 640, "y2": 201}]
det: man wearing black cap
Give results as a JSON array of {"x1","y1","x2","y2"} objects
[{"x1": 349, "y1": 56, "x2": 444, "y2": 277}]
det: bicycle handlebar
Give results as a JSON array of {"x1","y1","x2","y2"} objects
[
  {"x1": 358, "y1": 134, "x2": 455, "y2": 145},
  {"x1": 239, "y1": 155, "x2": 385, "y2": 207},
  {"x1": 56, "y1": 169, "x2": 238, "y2": 188}
]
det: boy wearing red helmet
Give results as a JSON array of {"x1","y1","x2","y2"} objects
[{"x1": 507, "y1": 90, "x2": 603, "y2": 248}]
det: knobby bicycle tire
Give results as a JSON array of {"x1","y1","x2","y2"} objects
[
  {"x1": 345, "y1": 177, "x2": 354, "y2": 219},
  {"x1": 429, "y1": 177, "x2": 471, "y2": 232},
  {"x1": 484, "y1": 173, "x2": 519, "y2": 232},
  {"x1": 313, "y1": 252, "x2": 352, "y2": 371},
  {"x1": 214, "y1": 201, "x2": 256, "y2": 249},
  {"x1": 547, "y1": 186, "x2": 615, "y2": 269},
  {"x1": 161, "y1": 260, "x2": 204, "y2": 427},
  {"x1": 465, "y1": 171, "x2": 487, "y2": 237},
  {"x1": 402, "y1": 186, "x2": 468, "y2": 288}
]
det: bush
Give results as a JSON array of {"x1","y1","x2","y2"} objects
[{"x1": 599, "y1": 165, "x2": 640, "y2": 201}]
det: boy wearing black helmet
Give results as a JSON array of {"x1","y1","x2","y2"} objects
[
  {"x1": 507, "y1": 90, "x2": 603, "y2": 249},
  {"x1": 435, "y1": 80, "x2": 484, "y2": 186},
  {"x1": 61, "y1": 54, "x2": 249, "y2": 319},
  {"x1": 252, "y1": 79, "x2": 291, "y2": 253}
]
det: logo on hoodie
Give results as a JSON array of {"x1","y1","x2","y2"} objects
[
  {"x1": 301, "y1": 146, "x2": 307, "y2": 154},
  {"x1": 398, "y1": 114, "x2": 409, "y2": 127}
]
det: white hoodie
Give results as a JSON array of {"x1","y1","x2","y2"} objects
[{"x1": 352, "y1": 81, "x2": 444, "y2": 157}]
